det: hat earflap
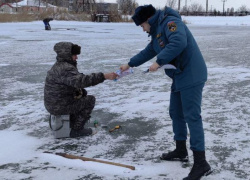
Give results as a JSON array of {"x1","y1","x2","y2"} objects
[{"x1": 71, "y1": 44, "x2": 81, "y2": 55}]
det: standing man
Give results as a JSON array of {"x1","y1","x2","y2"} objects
[
  {"x1": 44, "y1": 42, "x2": 118, "y2": 138},
  {"x1": 120, "y1": 5, "x2": 212, "y2": 180}
]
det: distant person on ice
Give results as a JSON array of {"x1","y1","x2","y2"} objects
[
  {"x1": 43, "y1": 18, "x2": 53, "y2": 30},
  {"x1": 44, "y1": 42, "x2": 118, "y2": 138},
  {"x1": 119, "y1": 5, "x2": 212, "y2": 180}
]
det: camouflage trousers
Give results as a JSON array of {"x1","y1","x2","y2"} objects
[
  {"x1": 70, "y1": 95, "x2": 96, "y2": 130},
  {"x1": 47, "y1": 95, "x2": 96, "y2": 130}
]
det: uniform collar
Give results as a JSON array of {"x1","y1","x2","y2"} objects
[
  {"x1": 158, "y1": 8, "x2": 168, "y2": 24},
  {"x1": 148, "y1": 10, "x2": 161, "y2": 36},
  {"x1": 148, "y1": 9, "x2": 169, "y2": 36}
]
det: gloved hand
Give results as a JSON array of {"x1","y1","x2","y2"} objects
[
  {"x1": 74, "y1": 88, "x2": 88, "y2": 99},
  {"x1": 74, "y1": 88, "x2": 82, "y2": 99},
  {"x1": 82, "y1": 88, "x2": 87, "y2": 97}
]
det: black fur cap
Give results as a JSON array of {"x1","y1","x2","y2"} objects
[
  {"x1": 71, "y1": 44, "x2": 81, "y2": 55},
  {"x1": 132, "y1": 4, "x2": 156, "y2": 26}
]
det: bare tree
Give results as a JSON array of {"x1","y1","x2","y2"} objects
[
  {"x1": 45, "y1": 0, "x2": 48, "y2": 10},
  {"x1": 117, "y1": 0, "x2": 126, "y2": 14},
  {"x1": 131, "y1": 0, "x2": 138, "y2": 14},
  {"x1": 32, "y1": 0, "x2": 41, "y2": 11},
  {"x1": 182, "y1": 5, "x2": 189, "y2": 12},
  {"x1": 238, "y1": 5, "x2": 248, "y2": 12},
  {"x1": 96, "y1": 0, "x2": 105, "y2": 13},
  {"x1": 117, "y1": 0, "x2": 137, "y2": 15},
  {"x1": 165, "y1": 0, "x2": 177, "y2": 9},
  {"x1": 189, "y1": 3, "x2": 204, "y2": 13},
  {"x1": 15, "y1": 0, "x2": 18, "y2": 12}
]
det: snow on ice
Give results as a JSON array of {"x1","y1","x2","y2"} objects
[{"x1": 0, "y1": 16, "x2": 250, "y2": 180}]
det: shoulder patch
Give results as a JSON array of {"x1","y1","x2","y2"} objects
[{"x1": 167, "y1": 21, "x2": 177, "y2": 32}]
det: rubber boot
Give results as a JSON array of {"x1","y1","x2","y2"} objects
[
  {"x1": 70, "y1": 128, "x2": 92, "y2": 138},
  {"x1": 160, "y1": 140, "x2": 189, "y2": 162},
  {"x1": 183, "y1": 151, "x2": 212, "y2": 180},
  {"x1": 70, "y1": 114, "x2": 93, "y2": 138}
]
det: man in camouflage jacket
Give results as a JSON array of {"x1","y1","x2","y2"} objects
[{"x1": 44, "y1": 42, "x2": 117, "y2": 137}]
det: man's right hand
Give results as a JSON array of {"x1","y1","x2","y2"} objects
[
  {"x1": 104, "y1": 72, "x2": 118, "y2": 80},
  {"x1": 120, "y1": 64, "x2": 130, "y2": 72}
]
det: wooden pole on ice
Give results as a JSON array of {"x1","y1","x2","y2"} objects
[{"x1": 44, "y1": 151, "x2": 135, "y2": 170}]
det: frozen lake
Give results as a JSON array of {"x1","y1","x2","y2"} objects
[{"x1": 0, "y1": 19, "x2": 250, "y2": 180}]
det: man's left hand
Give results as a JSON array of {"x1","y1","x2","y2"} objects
[{"x1": 149, "y1": 62, "x2": 160, "y2": 72}]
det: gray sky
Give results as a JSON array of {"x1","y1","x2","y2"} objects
[
  {"x1": 104, "y1": 0, "x2": 250, "y2": 11},
  {"x1": 184, "y1": 0, "x2": 250, "y2": 11}
]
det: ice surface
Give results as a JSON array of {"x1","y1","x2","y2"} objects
[{"x1": 0, "y1": 17, "x2": 250, "y2": 179}]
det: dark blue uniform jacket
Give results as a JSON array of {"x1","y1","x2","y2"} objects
[{"x1": 128, "y1": 7, "x2": 207, "y2": 92}]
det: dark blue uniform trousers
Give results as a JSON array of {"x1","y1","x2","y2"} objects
[{"x1": 169, "y1": 83, "x2": 205, "y2": 151}]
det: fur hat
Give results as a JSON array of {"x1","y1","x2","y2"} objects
[
  {"x1": 132, "y1": 4, "x2": 156, "y2": 26},
  {"x1": 71, "y1": 44, "x2": 81, "y2": 55}
]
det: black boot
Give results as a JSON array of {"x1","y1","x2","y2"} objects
[
  {"x1": 183, "y1": 151, "x2": 212, "y2": 180},
  {"x1": 160, "y1": 140, "x2": 189, "y2": 162},
  {"x1": 69, "y1": 114, "x2": 93, "y2": 138},
  {"x1": 70, "y1": 128, "x2": 93, "y2": 138}
]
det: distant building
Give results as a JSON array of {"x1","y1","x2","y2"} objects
[
  {"x1": 75, "y1": 0, "x2": 96, "y2": 12},
  {"x1": 229, "y1": 7, "x2": 234, "y2": 16},
  {"x1": 46, "y1": 0, "x2": 95, "y2": 12},
  {"x1": 95, "y1": 2, "x2": 118, "y2": 14},
  {"x1": 1, "y1": 0, "x2": 119, "y2": 15},
  {"x1": 0, "y1": 3, "x2": 15, "y2": 13},
  {"x1": 0, "y1": 0, "x2": 66, "y2": 14},
  {"x1": 45, "y1": 0, "x2": 118, "y2": 13},
  {"x1": 93, "y1": 3, "x2": 119, "y2": 22},
  {"x1": 0, "y1": 0, "x2": 19, "y2": 3}
]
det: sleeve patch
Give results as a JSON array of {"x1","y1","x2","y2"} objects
[{"x1": 167, "y1": 21, "x2": 177, "y2": 32}]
